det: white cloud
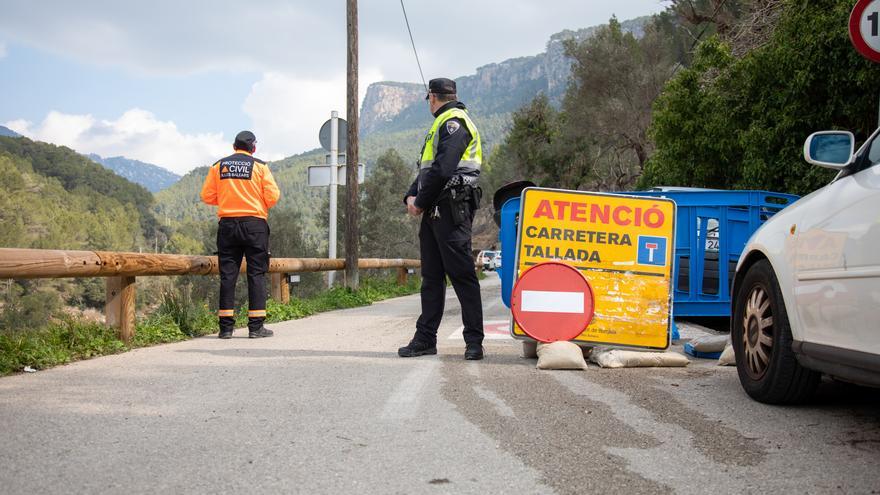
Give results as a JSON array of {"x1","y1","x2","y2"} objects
[
  {"x1": 0, "y1": 1, "x2": 666, "y2": 81},
  {"x1": 6, "y1": 110, "x2": 229, "y2": 174},
  {"x1": 0, "y1": 1, "x2": 667, "y2": 158},
  {"x1": 242, "y1": 68, "x2": 382, "y2": 159}
]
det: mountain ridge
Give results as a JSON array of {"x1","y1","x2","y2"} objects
[
  {"x1": 88, "y1": 153, "x2": 181, "y2": 193},
  {"x1": 358, "y1": 16, "x2": 650, "y2": 140},
  {"x1": 0, "y1": 125, "x2": 21, "y2": 138}
]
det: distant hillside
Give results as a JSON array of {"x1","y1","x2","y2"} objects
[
  {"x1": 0, "y1": 136, "x2": 163, "y2": 246},
  {"x1": 0, "y1": 125, "x2": 21, "y2": 138},
  {"x1": 154, "y1": 166, "x2": 214, "y2": 224},
  {"x1": 0, "y1": 136, "x2": 155, "y2": 251},
  {"x1": 88, "y1": 154, "x2": 180, "y2": 192}
]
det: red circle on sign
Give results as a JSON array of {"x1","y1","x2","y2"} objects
[
  {"x1": 511, "y1": 262, "x2": 594, "y2": 343},
  {"x1": 850, "y1": 0, "x2": 880, "y2": 63}
]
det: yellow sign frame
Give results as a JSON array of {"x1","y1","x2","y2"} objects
[{"x1": 510, "y1": 188, "x2": 676, "y2": 350}]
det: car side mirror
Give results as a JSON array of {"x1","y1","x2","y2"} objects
[{"x1": 803, "y1": 131, "x2": 854, "y2": 170}]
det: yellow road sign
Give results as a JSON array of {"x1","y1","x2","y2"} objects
[{"x1": 511, "y1": 188, "x2": 676, "y2": 349}]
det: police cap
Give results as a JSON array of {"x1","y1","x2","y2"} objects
[
  {"x1": 427, "y1": 78, "x2": 457, "y2": 97},
  {"x1": 234, "y1": 130, "x2": 257, "y2": 152}
]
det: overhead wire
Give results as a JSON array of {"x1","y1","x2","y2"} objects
[{"x1": 399, "y1": 0, "x2": 428, "y2": 92}]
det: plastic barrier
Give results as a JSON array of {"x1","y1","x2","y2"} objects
[
  {"x1": 625, "y1": 190, "x2": 798, "y2": 317},
  {"x1": 496, "y1": 189, "x2": 799, "y2": 319},
  {"x1": 496, "y1": 196, "x2": 521, "y2": 308}
]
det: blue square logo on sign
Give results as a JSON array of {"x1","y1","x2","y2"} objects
[{"x1": 637, "y1": 236, "x2": 667, "y2": 266}]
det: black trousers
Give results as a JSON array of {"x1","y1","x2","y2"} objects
[
  {"x1": 217, "y1": 216, "x2": 269, "y2": 332},
  {"x1": 414, "y1": 199, "x2": 484, "y2": 346}
]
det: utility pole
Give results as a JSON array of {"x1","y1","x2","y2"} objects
[{"x1": 345, "y1": 0, "x2": 360, "y2": 289}]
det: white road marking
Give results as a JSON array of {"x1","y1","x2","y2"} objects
[
  {"x1": 380, "y1": 360, "x2": 439, "y2": 420},
  {"x1": 448, "y1": 320, "x2": 511, "y2": 340},
  {"x1": 473, "y1": 385, "x2": 516, "y2": 418},
  {"x1": 550, "y1": 371, "x2": 743, "y2": 491},
  {"x1": 521, "y1": 290, "x2": 584, "y2": 313}
]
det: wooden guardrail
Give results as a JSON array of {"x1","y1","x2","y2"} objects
[{"x1": 0, "y1": 248, "x2": 420, "y2": 343}]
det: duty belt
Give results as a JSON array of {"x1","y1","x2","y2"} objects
[{"x1": 442, "y1": 174, "x2": 479, "y2": 191}]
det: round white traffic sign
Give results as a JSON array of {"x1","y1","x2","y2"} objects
[{"x1": 850, "y1": 0, "x2": 880, "y2": 63}]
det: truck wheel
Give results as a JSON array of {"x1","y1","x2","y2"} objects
[{"x1": 732, "y1": 260, "x2": 819, "y2": 404}]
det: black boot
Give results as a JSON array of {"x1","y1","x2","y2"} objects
[
  {"x1": 465, "y1": 344, "x2": 484, "y2": 360},
  {"x1": 398, "y1": 339, "x2": 437, "y2": 357},
  {"x1": 249, "y1": 326, "x2": 274, "y2": 338},
  {"x1": 218, "y1": 317, "x2": 234, "y2": 339}
]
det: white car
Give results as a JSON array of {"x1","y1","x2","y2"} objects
[
  {"x1": 491, "y1": 252, "x2": 502, "y2": 271},
  {"x1": 731, "y1": 128, "x2": 880, "y2": 404},
  {"x1": 477, "y1": 250, "x2": 497, "y2": 271}
]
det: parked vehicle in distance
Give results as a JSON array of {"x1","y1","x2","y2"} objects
[
  {"x1": 731, "y1": 128, "x2": 880, "y2": 404},
  {"x1": 477, "y1": 250, "x2": 498, "y2": 270},
  {"x1": 491, "y1": 252, "x2": 502, "y2": 271}
]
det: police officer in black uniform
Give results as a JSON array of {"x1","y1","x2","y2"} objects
[{"x1": 399, "y1": 78, "x2": 485, "y2": 360}]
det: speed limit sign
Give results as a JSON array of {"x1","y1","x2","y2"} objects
[{"x1": 850, "y1": 0, "x2": 880, "y2": 63}]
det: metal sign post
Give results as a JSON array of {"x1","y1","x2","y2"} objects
[
  {"x1": 328, "y1": 111, "x2": 339, "y2": 287},
  {"x1": 313, "y1": 114, "x2": 362, "y2": 288}
]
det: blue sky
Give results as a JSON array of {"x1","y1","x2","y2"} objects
[
  {"x1": 1, "y1": 44, "x2": 256, "y2": 137},
  {"x1": 0, "y1": 0, "x2": 667, "y2": 174}
]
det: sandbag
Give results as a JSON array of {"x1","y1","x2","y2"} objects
[
  {"x1": 536, "y1": 341, "x2": 588, "y2": 370},
  {"x1": 590, "y1": 347, "x2": 689, "y2": 368},
  {"x1": 688, "y1": 334, "x2": 729, "y2": 353},
  {"x1": 717, "y1": 343, "x2": 736, "y2": 366}
]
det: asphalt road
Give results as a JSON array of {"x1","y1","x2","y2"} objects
[{"x1": 1, "y1": 277, "x2": 878, "y2": 494}]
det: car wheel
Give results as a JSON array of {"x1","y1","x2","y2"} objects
[{"x1": 732, "y1": 259, "x2": 820, "y2": 404}]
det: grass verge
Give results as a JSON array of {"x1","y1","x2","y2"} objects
[{"x1": 0, "y1": 276, "x2": 420, "y2": 376}]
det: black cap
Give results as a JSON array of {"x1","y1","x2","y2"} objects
[
  {"x1": 428, "y1": 78, "x2": 456, "y2": 95},
  {"x1": 234, "y1": 130, "x2": 256, "y2": 151}
]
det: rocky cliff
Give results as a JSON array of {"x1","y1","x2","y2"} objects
[
  {"x1": 360, "y1": 17, "x2": 649, "y2": 140},
  {"x1": 359, "y1": 82, "x2": 425, "y2": 135}
]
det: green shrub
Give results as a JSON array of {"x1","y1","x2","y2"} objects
[
  {"x1": 0, "y1": 284, "x2": 63, "y2": 333},
  {"x1": 0, "y1": 274, "x2": 420, "y2": 376},
  {"x1": 0, "y1": 319, "x2": 126, "y2": 374}
]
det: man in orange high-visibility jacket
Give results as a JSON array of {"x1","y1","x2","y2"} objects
[{"x1": 201, "y1": 130, "x2": 281, "y2": 339}]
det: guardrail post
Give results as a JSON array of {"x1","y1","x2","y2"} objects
[
  {"x1": 270, "y1": 273, "x2": 289, "y2": 303},
  {"x1": 396, "y1": 267, "x2": 407, "y2": 286},
  {"x1": 106, "y1": 276, "x2": 136, "y2": 344}
]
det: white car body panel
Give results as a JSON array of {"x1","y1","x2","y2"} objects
[{"x1": 738, "y1": 143, "x2": 880, "y2": 357}]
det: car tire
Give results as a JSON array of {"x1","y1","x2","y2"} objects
[{"x1": 732, "y1": 259, "x2": 820, "y2": 404}]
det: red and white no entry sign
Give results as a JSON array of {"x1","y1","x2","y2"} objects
[
  {"x1": 510, "y1": 262, "x2": 594, "y2": 343},
  {"x1": 850, "y1": 0, "x2": 880, "y2": 63}
]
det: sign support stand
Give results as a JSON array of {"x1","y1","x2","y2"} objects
[{"x1": 328, "y1": 111, "x2": 339, "y2": 288}]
